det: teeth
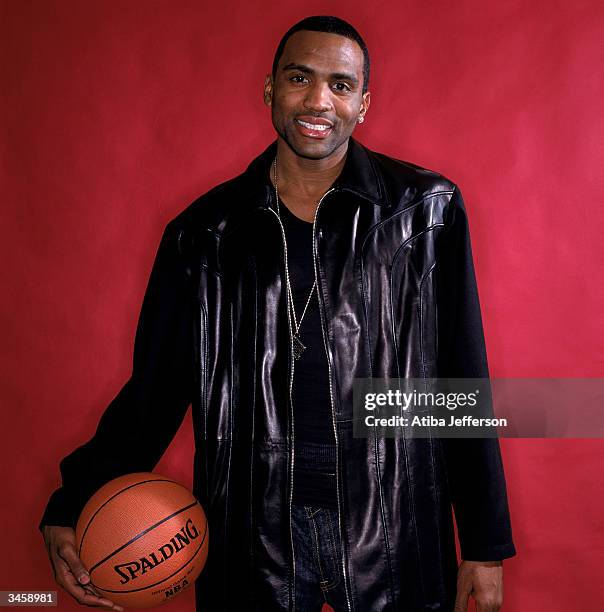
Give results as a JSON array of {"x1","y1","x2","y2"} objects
[{"x1": 297, "y1": 120, "x2": 331, "y2": 131}]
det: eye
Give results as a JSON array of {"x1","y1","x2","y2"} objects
[
  {"x1": 333, "y1": 82, "x2": 352, "y2": 93},
  {"x1": 289, "y1": 74, "x2": 308, "y2": 84}
]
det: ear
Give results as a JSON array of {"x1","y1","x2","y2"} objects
[
  {"x1": 263, "y1": 74, "x2": 273, "y2": 107},
  {"x1": 360, "y1": 91, "x2": 371, "y2": 117}
]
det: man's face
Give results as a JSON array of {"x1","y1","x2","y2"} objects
[{"x1": 264, "y1": 30, "x2": 370, "y2": 160}]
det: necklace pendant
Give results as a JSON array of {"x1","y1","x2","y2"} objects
[{"x1": 292, "y1": 333, "x2": 306, "y2": 360}]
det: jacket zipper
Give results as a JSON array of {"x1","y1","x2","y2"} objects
[
  {"x1": 312, "y1": 187, "x2": 353, "y2": 612},
  {"x1": 266, "y1": 205, "x2": 298, "y2": 610},
  {"x1": 199, "y1": 301, "x2": 209, "y2": 502}
]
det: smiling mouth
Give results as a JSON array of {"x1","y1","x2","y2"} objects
[
  {"x1": 294, "y1": 119, "x2": 334, "y2": 139},
  {"x1": 296, "y1": 119, "x2": 332, "y2": 131}
]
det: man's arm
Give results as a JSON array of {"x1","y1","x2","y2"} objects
[
  {"x1": 434, "y1": 186, "x2": 516, "y2": 610},
  {"x1": 40, "y1": 220, "x2": 195, "y2": 608}
]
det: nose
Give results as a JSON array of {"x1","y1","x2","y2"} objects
[{"x1": 303, "y1": 81, "x2": 332, "y2": 112}]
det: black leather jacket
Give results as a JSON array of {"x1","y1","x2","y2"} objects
[{"x1": 41, "y1": 136, "x2": 515, "y2": 611}]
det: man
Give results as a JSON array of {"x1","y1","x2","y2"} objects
[{"x1": 41, "y1": 15, "x2": 516, "y2": 612}]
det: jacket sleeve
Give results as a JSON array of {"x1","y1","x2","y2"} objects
[
  {"x1": 39, "y1": 220, "x2": 195, "y2": 530},
  {"x1": 434, "y1": 185, "x2": 517, "y2": 561}
]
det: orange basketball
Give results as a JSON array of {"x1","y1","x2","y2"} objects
[{"x1": 75, "y1": 473, "x2": 209, "y2": 608}]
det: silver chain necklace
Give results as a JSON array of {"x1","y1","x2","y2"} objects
[{"x1": 272, "y1": 156, "x2": 318, "y2": 361}]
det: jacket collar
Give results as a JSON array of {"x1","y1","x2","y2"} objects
[{"x1": 243, "y1": 135, "x2": 389, "y2": 208}]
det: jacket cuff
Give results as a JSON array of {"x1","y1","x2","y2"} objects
[
  {"x1": 38, "y1": 488, "x2": 81, "y2": 532},
  {"x1": 461, "y1": 541, "x2": 517, "y2": 562}
]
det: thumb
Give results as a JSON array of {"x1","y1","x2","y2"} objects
[{"x1": 56, "y1": 542, "x2": 90, "y2": 585}]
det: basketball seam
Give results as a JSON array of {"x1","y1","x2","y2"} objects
[
  {"x1": 78, "y1": 478, "x2": 178, "y2": 557},
  {"x1": 93, "y1": 520, "x2": 208, "y2": 594},
  {"x1": 87, "y1": 500, "x2": 200, "y2": 575}
]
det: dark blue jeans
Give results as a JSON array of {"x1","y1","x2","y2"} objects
[{"x1": 291, "y1": 503, "x2": 349, "y2": 611}]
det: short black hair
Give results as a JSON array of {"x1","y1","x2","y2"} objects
[{"x1": 272, "y1": 15, "x2": 370, "y2": 94}]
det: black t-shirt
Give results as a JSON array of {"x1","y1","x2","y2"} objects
[{"x1": 277, "y1": 197, "x2": 338, "y2": 510}]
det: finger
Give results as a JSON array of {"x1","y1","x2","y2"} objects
[
  {"x1": 63, "y1": 572, "x2": 117, "y2": 608},
  {"x1": 72, "y1": 585, "x2": 124, "y2": 610},
  {"x1": 70, "y1": 580, "x2": 125, "y2": 611},
  {"x1": 81, "y1": 583, "x2": 125, "y2": 611},
  {"x1": 52, "y1": 554, "x2": 123, "y2": 610},
  {"x1": 56, "y1": 541, "x2": 90, "y2": 585}
]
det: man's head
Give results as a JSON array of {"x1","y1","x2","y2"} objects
[{"x1": 264, "y1": 16, "x2": 371, "y2": 160}]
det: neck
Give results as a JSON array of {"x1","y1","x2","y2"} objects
[{"x1": 272, "y1": 137, "x2": 348, "y2": 199}]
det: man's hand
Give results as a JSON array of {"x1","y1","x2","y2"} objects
[
  {"x1": 42, "y1": 525, "x2": 124, "y2": 611},
  {"x1": 454, "y1": 560, "x2": 503, "y2": 612}
]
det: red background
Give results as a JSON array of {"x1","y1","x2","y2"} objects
[{"x1": 1, "y1": 1, "x2": 603, "y2": 610}]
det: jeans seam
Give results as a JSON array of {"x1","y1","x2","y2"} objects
[
  {"x1": 319, "y1": 510, "x2": 341, "y2": 591},
  {"x1": 305, "y1": 508, "x2": 327, "y2": 584}
]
